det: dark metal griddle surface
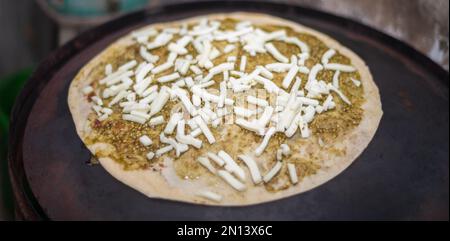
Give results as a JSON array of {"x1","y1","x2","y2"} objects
[{"x1": 8, "y1": 1, "x2": 449, "y2": 220}]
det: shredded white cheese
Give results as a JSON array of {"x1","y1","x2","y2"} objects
[
  {"x1": 257, "y1": 66, "x2": 274, "y2": 79},
  {"x1": 118, "y1": 60, "x2": 137, "y2": 71},
  {"x1": 146, "y1": 152, "x2": 155, "y2": 160},
  {"x1": 140, "y1": 46, "x2": 159, "y2": 63},
  {"x1": 194, "y1": 116, "x2": 216, "y2": 144},
  {"x1": 149, "y1": 87, "x2": 170, "y2": 116},
  {"x1": 324, "y1": 63, "x2": 356, "y2": 72},
  {"x1": 197, "y1": 157, "x2": 216, "y2": 174},
  {"x1": 280, "y1": 144, "x2": 290, "y2": 156},
  {"x1": 235, "y1": 118, "x2": 265, "y2": 135},
  {"x1": 328, "y1": 84, "x2": 351, "y2": 105},
  {"x1": 332, "y1": 70, "x2": 341, "y2": 89},
  {"x1": 190, "y1": 128, "x2": 202, "y2": 138},
  {"x1": 139, "y1": 135, "x2": 153, "y2": 146},
  {"x1": 196, "y1": 190, "x2": 222, "y2": 202},
  {"x1": 298, "y1": 115, "x2": 310, "y2": 138},
  {"x1": 247, "y1": 95, "x2": 268, "y2": 107},
  {"x1": 173, "y1": 88, "x2": 197, "y2": 117},
  {"x1": 239, "y1": 56, "x2": 247, "y2": 72},
  {"x1": 281, "y1": 64, "x2": 299, "y2": 89},
  {"x1": 105, "y1": 64, "x2": 113, "y2": 75},
  {"x1": 218, "y1": 150, "x2": 246, "y2": 181},
  {"x1": 265, "y1": 63, "x2": 292, "y2": 73},
  {"x1": 321, "y1": 49, "x2": 336, "y2": 65},
  {"x1": 147, "y1": 32, "x2": 173, "y2": 50},
  {"x1": 351, "y1": 78, "x2": 361, "y2": 87},
  {"x1": 254, "y1": 127, "x2": 276, "y2": 156},
  {"x1": 155, "y1": 145, "x2": 174, "y2": 157},
  {"x1": 265, "y1": 43, "x2": 288, "y2": 63},
  {"x1": 122, "y1": 114, "x2": 146, "y2": 124},
  {"x1": 151, "y1": 62, "x2": 173, "y2": 74},
  {"x1": 87, "y1": 17, "x2": 362, "y2": 191},
  {"x1": 257, "y1": 106, "x2": 274, "y2": 128},
  {"x1": 82, "y1": 86, "x2": 94, "y2": 95},
  {"x1": 223, "y1": 44, "x2": 235, "y2": 53},
  {"x1": 130, "y1": 110, "x2": 150, "y2": 120},
  {"x1": 158, "y1": 72, "x2": 180, "y2": 83},
  {"x1": 234, "y1": 106, "x2": 256, "y2": 118},
  {"x1": 91, "y1": 96, "x2": 103, "y2": 106},
  {"x1": 149, "y1": 115, "x2": 165, "y2": 126},
  {"x1": 176, "y1": 120, "x2": 202, "y2": 148},
  {"x1": 206, "y1": 152, "x2": 225, "y2": 167}
]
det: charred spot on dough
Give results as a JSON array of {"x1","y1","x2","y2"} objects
[{"x1": 219, "y1": 18, "x2": 238, "y2": 30}]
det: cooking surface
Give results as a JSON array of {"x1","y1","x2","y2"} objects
[{"x1": 8, "y1": 1, "x2": 449, "y2": 220}]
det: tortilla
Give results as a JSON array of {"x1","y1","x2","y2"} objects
[{"x1": 68, "y1": 12, "x2": 382, "y2": 206}]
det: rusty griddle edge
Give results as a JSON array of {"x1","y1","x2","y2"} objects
[{"x1": 8, "y1": 1, "x2": 449, "y2": 220}]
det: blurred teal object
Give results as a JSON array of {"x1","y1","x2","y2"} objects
[{"x1": 46, "y1": 0, "x2": 149, "y2": 17}]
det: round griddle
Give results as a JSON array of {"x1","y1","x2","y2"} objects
[{"x1": 8, "y1": 1, "x2": 449, "y2": 220}]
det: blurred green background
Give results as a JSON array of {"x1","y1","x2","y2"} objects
[{"x1": 0, "y1": 0, "x2": 447, "y2": 220}]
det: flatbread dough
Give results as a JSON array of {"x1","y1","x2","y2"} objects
[{"x1": 68, "y1": 12, "x2": 382, "y2": 206}]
